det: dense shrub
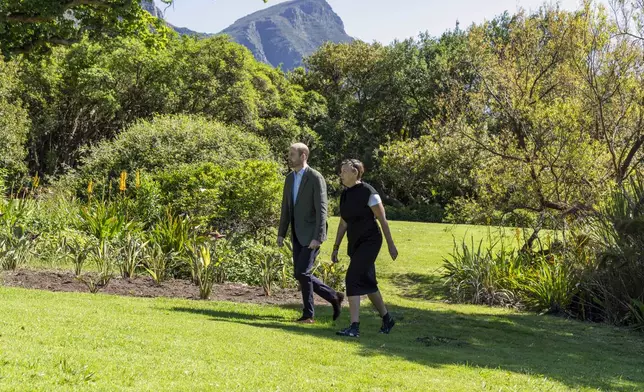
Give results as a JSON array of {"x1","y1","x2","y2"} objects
[
  {"x1": 375, "y1": 135, "x2": 479, "y2": 210},
  {"x1": 64, "y1": 114, "x2": 275, "y2": 196},
  {"x1": 587, "y1": 175, "x2": 644, "y2": 330},
  {"x1": 443, "y1": 230, "x2": 584, "y2": 313},
  {"x1": 155, "y1": 160, "x2": 282, "y2": 235},
  {"x1": 0, "y1": 59, "x2": 30, "y2": 184}
]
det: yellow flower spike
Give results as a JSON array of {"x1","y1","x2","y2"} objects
[
  {"x1": 201, "y1": 246, "x2": 211, "y2": 268},
  {"x1": 119, "y1": 171, "x2": 127, "y2": 192},
  {"x1": 32, "y1": 173, "x2": 40, "y2": 189},
  {"x1": 135, "y1": 170, "x2": 141, "y2": 189},
  {"x1": 87, "y1": 180, "x2": 94, "y2": 196}
]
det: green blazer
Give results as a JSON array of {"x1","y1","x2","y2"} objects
[{"x1": 278, "y1": 166, "x2": 328, "y2": 245}]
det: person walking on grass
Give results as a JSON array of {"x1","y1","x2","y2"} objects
[
  {"x1": 277, "y1": 142, "x2": 345, "y2": 323},
  {"x1": 331, "y1": 159, "x2": 398, "y2": 337}
]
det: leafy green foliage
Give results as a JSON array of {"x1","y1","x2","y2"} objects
[
  {"x1": 142, "y1": 241, "x2": 173, "y2": 285},
  {"x1": 62, "y1": 233, "x2": 93, "y2": 277},
  {"x1": 313, "y1": 260, "x2": 346, "y2": 293},
  {"x1": 0, "y1": 58, "x2": 30, "y2": 183},
  {"x1": 0, "y1": 233, "x2": 33, "y2": 270},
  {"x1": 443, "y1": 234, "x2": 522, "y2": 307},
  {"x1": 520, "y1": 254, "x2": 580, "y2": 314},
  {"x1": 186, "y1": 240, "x2": 225, "y2": 299},
  {"x1": 117, "y1": 232, "x2": 148, "y2": 279},
  {"x1": 376, "y1": 135, "x2": 479, "y2": 208},
  {"x1": 19, "y1": 35, "x2": 316, "y2": 175},
  {"x1": 156, "y1": 160, "x2": 283, "y2": 234},
  {"x1": 589, "y1": 174, "x2": 644, "y2": 329},
  {"x1": 66, "y1": 114, "x2": 274, "y2": 194},
  {"x1": 0, "y1": 0, "x2": 171, "y2": 58},
  {"x1": 78, "y1": 200, "x2": 130, "y2": 245}
]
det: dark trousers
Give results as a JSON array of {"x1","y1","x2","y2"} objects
[{"x1": 292, "y1": 234, "x2": 337, "y2": 318}]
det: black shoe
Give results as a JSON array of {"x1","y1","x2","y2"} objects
[
  {"x1": 336, "y1": 323, "x2": 359, "y2": 338},
  {"x1": 296, "y1": 316, "x2": 315, "y2": 324},
  {"x1": 379, "y1": 316, "x2": 395, "y2": 334},
  {"x1": 332, "y1": 292, "x2": 345, "y2": 321}
]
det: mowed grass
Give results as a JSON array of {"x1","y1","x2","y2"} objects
[{"x1": 1, "y1": 219, "x2": 643, "y2": 391}]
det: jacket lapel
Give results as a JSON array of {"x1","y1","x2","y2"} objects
[
  {"x1": 295, "y1": 167, "x2": 309, "y2": 206},
  {"x1": 287, "y1": 172, "x2": 295, "y2": 209}
]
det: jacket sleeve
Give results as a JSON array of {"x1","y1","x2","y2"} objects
[
  {"x1": 312, "y1": 171, "x2": 328, "y2": 242},
  {"x1": 278, "y1": 175, "x2": 291, "y2": 238}
]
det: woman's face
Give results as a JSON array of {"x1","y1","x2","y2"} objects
[{"x1": 340, "y1": 163, "x2": 359, "y2": 187}]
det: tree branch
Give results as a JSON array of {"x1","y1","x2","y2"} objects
[
  {"x1": 6, "y1": 0, "x2": 121, "y2": 24},
  {"x1": 618, "y1": 135, "x2": 644, "y2": 182},
  {"x1": 11, "y1": 36, "x2": 79, "y2": 54}
]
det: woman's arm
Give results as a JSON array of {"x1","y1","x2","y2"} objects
[
  {"x1": 331, "y1": 218, "x2": 348, "y2": 263},
  {"x1": 371, "y1": 203, "x2": 398, "y2": 260}
]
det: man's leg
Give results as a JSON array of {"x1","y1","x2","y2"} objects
[
  {"x1": 311, "y1": 270, "x2": 338, "y2": 304},
  {"x1": 293, "y1": 236, "x2": 315, "y2": 318},
  {"x1": 295, "y1": 241, "x2": 337, "y2": 304},
  {"x1": 308, "y1": 246, "x2": 342, "y2": 321}
]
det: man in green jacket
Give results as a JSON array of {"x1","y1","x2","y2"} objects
[{"x1": 278, "y1": 143, "x2": 344, "y2": 323}]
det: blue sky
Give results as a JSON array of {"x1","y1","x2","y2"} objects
[{"x1": 155, "y1": 0, "x2": 601, "y2": 44}]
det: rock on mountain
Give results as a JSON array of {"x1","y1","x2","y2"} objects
[
  {"x1": 141, "y1": 0, "x2": 209, "y2": 37},
  {"x1": 141, "y1": 0, "x2": 352, "y2": 70},
  {"x1": 221, "y1": 0, "x2": 353, "y2": 70}
]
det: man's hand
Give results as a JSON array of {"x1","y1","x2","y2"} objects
[
  {"x1": 308, "y1": 239, "x2": 321, "y2": 249},
  {"x1": 277, "y1": 236, "x2": 285, "y2": 248}
]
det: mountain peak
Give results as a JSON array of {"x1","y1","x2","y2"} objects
[
  {"x1": 221, "y1": 0, "x2": 353, "y2": 69},
  {"x1": 141, "y1": 0, "x2": 352, "y2": 70}
]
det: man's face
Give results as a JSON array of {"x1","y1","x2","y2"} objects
[{"x1": 287, "y1": 147, "x2": 304, "y2": 168}]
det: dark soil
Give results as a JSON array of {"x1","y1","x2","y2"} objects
[{"x1": 1, "y1": 269, "x2": 304, "y2": 306}]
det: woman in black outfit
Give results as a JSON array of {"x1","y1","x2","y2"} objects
[{"x1": 331, "y1": 159, "x2": 398, "y2": 337}]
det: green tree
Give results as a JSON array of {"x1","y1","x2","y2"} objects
[
  {"x1": 0, "y1": 0, "x2": 267, "y2": 57},
  {"x1": 578, "y1": 1, "x2": 644, "y2": 185},
  {"x1": 19, "y1": 34, "x2": 320, "y2": 175},
  {"x1": 0, "y1": 0, "x2": 171, "y2": 57},
  {"x1": 376, "y1": 133, "x2": 479, "y2": 208},
  {"x1": 458, "y1": 5, "x2": 610, "y2": 242},
  {"x1": 304, "y1": 41, "x2": 409, "y2": 172},
  {"x1": 0, "y1": 57, "x2": 30, "y2": 183},
  {"x1": 19, "y1": 36, "x2": 177, "y2": 174}
]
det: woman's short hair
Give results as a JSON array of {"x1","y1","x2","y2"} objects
[{"x1": 342, "y1": 159, "x2": 365, "y2": 179}]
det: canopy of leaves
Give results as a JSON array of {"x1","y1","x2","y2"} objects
[{"x1": 64, "y1": 114, "x2": 274, "y2": 195}]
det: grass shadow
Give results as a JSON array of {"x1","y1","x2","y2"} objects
[
  {"x1": 388, "y1": 272, "x2": 446, "y2": 300},
  {"x1": 171, "y1": 304, "x2": 644, "y2": 392}
]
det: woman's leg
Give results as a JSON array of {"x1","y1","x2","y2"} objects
[
  {"x1": 349, "y1": 295, "x2": 361, "y2": 323},
  {"x1": 369, "y1": 290, "x2": 396, "y2": 334},
  {"x1": 367, "y1": 291, "x2": 387, "y2": 317}
]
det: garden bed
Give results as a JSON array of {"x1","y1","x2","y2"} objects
[{"x1": 0, "y1": 269, "x2": 303, "y2": 306}]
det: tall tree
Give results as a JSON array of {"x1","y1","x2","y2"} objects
[
  {"x1": 303, "y1": 41, "x2": 410, "y2": 173},
  {"x1": 0, "y1": 0, "x2": 267, "y2": 57},
  {"x1": 459, "y1": 5, "x2": 611, "y2": 242}
]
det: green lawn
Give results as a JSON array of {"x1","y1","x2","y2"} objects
[{"x1": 1, "y1": 219, "x2": 643, "y2": 391}]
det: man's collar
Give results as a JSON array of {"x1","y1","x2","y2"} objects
[{"x1": 294, "y1": 165, "x2": 308, "y2": 176}]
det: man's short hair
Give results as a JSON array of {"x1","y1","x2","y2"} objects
[{"x1": 290, "y1": 143, "x2": 310, "y2": 159}]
